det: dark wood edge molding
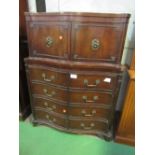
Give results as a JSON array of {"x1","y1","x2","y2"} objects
[
  {"x1": 25, "y1": 57, "x2": 127, "y2": 72},
  {"x1": 25, "y1": 12, "x2": 130, "y2": 18}
]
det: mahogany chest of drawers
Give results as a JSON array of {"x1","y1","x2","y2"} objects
[{"x1": 25, "y1": 12, "x2": 130, "y2": 140}]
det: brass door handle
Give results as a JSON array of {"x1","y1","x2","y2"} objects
[
  {"x1": 46, "y1": 36, "x2": 54, "y2": 48},
  {"x1": 84, "y1": 79, "x2": 100, "y2": 87},
  {"x1": 80, "y1": 123, "x2": 95, "y2": 130},
  {"x1": 43, "y1": 89, "x2": 56, "y2": 97},
  {"x1": 42, "y1": 73, "x2": 55, "y2": 82},
  {"x1": 91, "y1": 39, "x2": 100, "y2": 50},
  {"x1": 81, "y1": 109, "x2": 96, "y2": 117},
  {"x1": 82, "y1": 96, "x2": 99, "y2": 103}
]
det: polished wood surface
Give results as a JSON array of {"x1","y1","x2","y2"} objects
[
  {"x1": 28, "y1": 22, "x2": 70, "y2": 59},
  {"x1": 31, "y1": 83, "x2": 68, "y2": 102},
  {"x1": 68, "y1": 106, "x2": 112, "y2": 119},
  {"x1": 69, "y1": 90, "x2": 113, "y2": 105},
  {"x1": 115, "y1": 52, "x2": 135, "y2": 146},
  {"x1": 33, "y1": 97, "x2": 67, "y2": 115},
  {"x1": 25, "y1": 12, "x2": 130, "y2": 63},
  {"x1": 25, "y1": 13, "x2": 130, "y2": 140},
  {"x1": 29, "y1": 66, "x2": 68, "y2": 87},
  {"x1": 72, "y1": 23, "x2": 123, "y2": 62},
  {"x1": 34, "y1": 109, "x2": 67, "y2": 128}
]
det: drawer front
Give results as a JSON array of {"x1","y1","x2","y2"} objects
[
  {"x1": 72, "y1": 23, "x2": 123, "y2": 62},
  {"x1": 34, "y1": 109, "x2": 66, "y2": 127},
  {"x1": 33, "y1": 97, "x2": 68, "y2": 115},
  {"x1": 31, "y1": 83, "x2": 68, "y2": 102},
  {"x1": 28, "y1": 22, "x2": 70, "y2": 59},
  {"x1": 69, "y1": 73, "x2": 117, "y2": 90},
  {"x1": 69, "y1": 119, "x2": 108, "y2": 131},
  {"x1": 70, "y1": 91, "x2": 113, "y2": 105},
  {"x1": 68, "y1": 106, "x2": 111, "y2": 119},
  {"x1": 29, "y1": 67, "x2": 68, "y2": 87}
]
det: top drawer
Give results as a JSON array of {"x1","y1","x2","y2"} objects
[
  {"x1": 27, "y1": 22, "x2": 70, "y2": 59},
  {"x1": 72, "y1": 23, "x2": 124, "y2": 63}
]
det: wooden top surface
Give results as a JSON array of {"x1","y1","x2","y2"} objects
[{"x1": 25, "y1": 12, "x2": 130, "y2": 18}]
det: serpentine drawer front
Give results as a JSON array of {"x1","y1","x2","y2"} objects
[
  {"x1": 25, "y1": 12, "x2": 130, "y2": 140},
  {"x1": 28, "y1": 66, "x2": 69, "y2": 87}
]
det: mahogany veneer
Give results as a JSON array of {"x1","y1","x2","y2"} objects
[{"x1": 25, "y1": 12, "x2": 130, "y2": 140}]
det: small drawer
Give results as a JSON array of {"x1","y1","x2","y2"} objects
[
  {"x1": 69, "y1": 119, "x2": 108, "y2": 131},
  {"x1": 29, "y1": 66, "x2": 68, "y2": 87},
  {"x1": 69, "y1": 73, "x2": 117, "y2": 90},
  {"x1": 33, "y1": 97, "x2": 68, "y2": 115},
  {"x1": 31, "y1": 83, "x2": 68, "y2": 102},
  {"x1": 28, "y1": 22, "x2": 70, "y2": 59},
  {"x1": 34, "y1": 109, "x2": 66, "y2": 128},
  {"x1": 70, "y1": 91, "x2": 113, "y2": 105},
  {"x1": 68, "y1": 106, "x2": 111, "y2": 119}
]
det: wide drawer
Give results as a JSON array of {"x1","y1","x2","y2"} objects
[
  {"x1": 33, "y1": 97, "x2": 68, "y2": 115},
  {"x1": 69, "y1": 72, "x2": 117, "y2": 90},
  {"x1": 68, "y1": 106, "x2": 112, "y2": 119},
  {"x1": 69, "y1": 90, "x2": 113, "y2": 105},
  {"x1": 27, "y1": 22, "x2": 70, "y2": 59},
  {"x1": 34, "y1": 109, "x2": 66, "y2": 128},
  {"x1": 30, "y1": 83, "x2": 68, "y2": 102},
  {"x1": 68, "y1": 119, "x2": 108, "y2": 131},
  {"x1": 29, "y1": 66, "x2": 69, "y2": 87}
]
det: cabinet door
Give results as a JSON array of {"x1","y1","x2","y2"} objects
[
  {"x1": 27, "y1": 22, "x2": 70, "y2": 59},
  {"x1": 72, "y1": 23, "x2": 124, "y2": 63}
]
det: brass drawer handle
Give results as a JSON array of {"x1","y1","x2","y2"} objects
[
  {"x1": 43, "y1": 89, "x2": 56, "y2": 97},
  {"x1": 91, "y1": 39, "x2": 100, "y2": 50},
  {"x1": 42, "y1": 73, "x2": 55, "y2": 82},
  {"x1": 45, "y1": 114, "x2": 56, "y2": 123},
  {"x1": 80, "y1": 123, "x2": 95, "y2": 130},
  {"x1": 81, "y1": 109, "x2": 96, "y2": 117},
  {"x1": 84, "y1": 79, "x2": 100, "y2": 87},
  {"x1": 82, "y1": 96, "x2": 99, "y2": 103},
  {"x1": 44, "y1": 102, "x2": 56, "y2": 111},
  {"x1": 46, "y1": 36, "x2": 54, "y2": 48}
]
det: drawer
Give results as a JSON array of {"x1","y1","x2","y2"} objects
[
  {"x1": 29, "y1": 66, "x2": 68, "y2": 87},
  {"x1": 31, "y1": 83, "x2": 68, "y2": 102},
  {"x1": 72, "y1": 23, "x2": 123, "y2": 63},
  {"x1": 34, "y1": 109, "x2": 66, "y2": 128},
  {"x1": 69, "y1": 72, "x2": 117, "y2": 90},
  {"x1": 69, "y1": 91, "x2": 113, "y2": 105},
  {"x1": 33, "y1": 97, "x2": 68, "y2": 115},
  {"x1": 28, "y1": 22, "x2": 70, "y2": 59},
  {"x1": 68, "y1": 106, "x2": 111, "y2": 119},
  {"x1": 69, "y1": 119, "x2": 108, "y2": 131}
]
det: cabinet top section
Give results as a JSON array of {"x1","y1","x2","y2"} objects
[{"x1": 25, "y1": 12, "x2": 130, "y2": 23}]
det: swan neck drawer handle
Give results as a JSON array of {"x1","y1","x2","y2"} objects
[
  {"x1": 84, "y1": 79, "x2": 100, "y2": 87},
  {"x1": 42, "y1": 73, "x2": 55, "y2": 82},
  {"x1": 43, "y1": 89, "x2": 56, "y2": 97},
  {"x1": 80, "y1": 123, "x2": 95, "y2": 129},
  {"x1": 81, "y1": 109, "x2": 96, "y2": 117},
  {"x1": 82, "y1": 96, "x2": 99, "y2": 103}
]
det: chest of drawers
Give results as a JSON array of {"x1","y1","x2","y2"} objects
[{"x1": 25, "y1": 12, "x2": 130, "y2": 140}]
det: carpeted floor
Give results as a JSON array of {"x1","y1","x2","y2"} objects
[{"x1": 19, "y1": 122, "x2": 135, "y2": 155}]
